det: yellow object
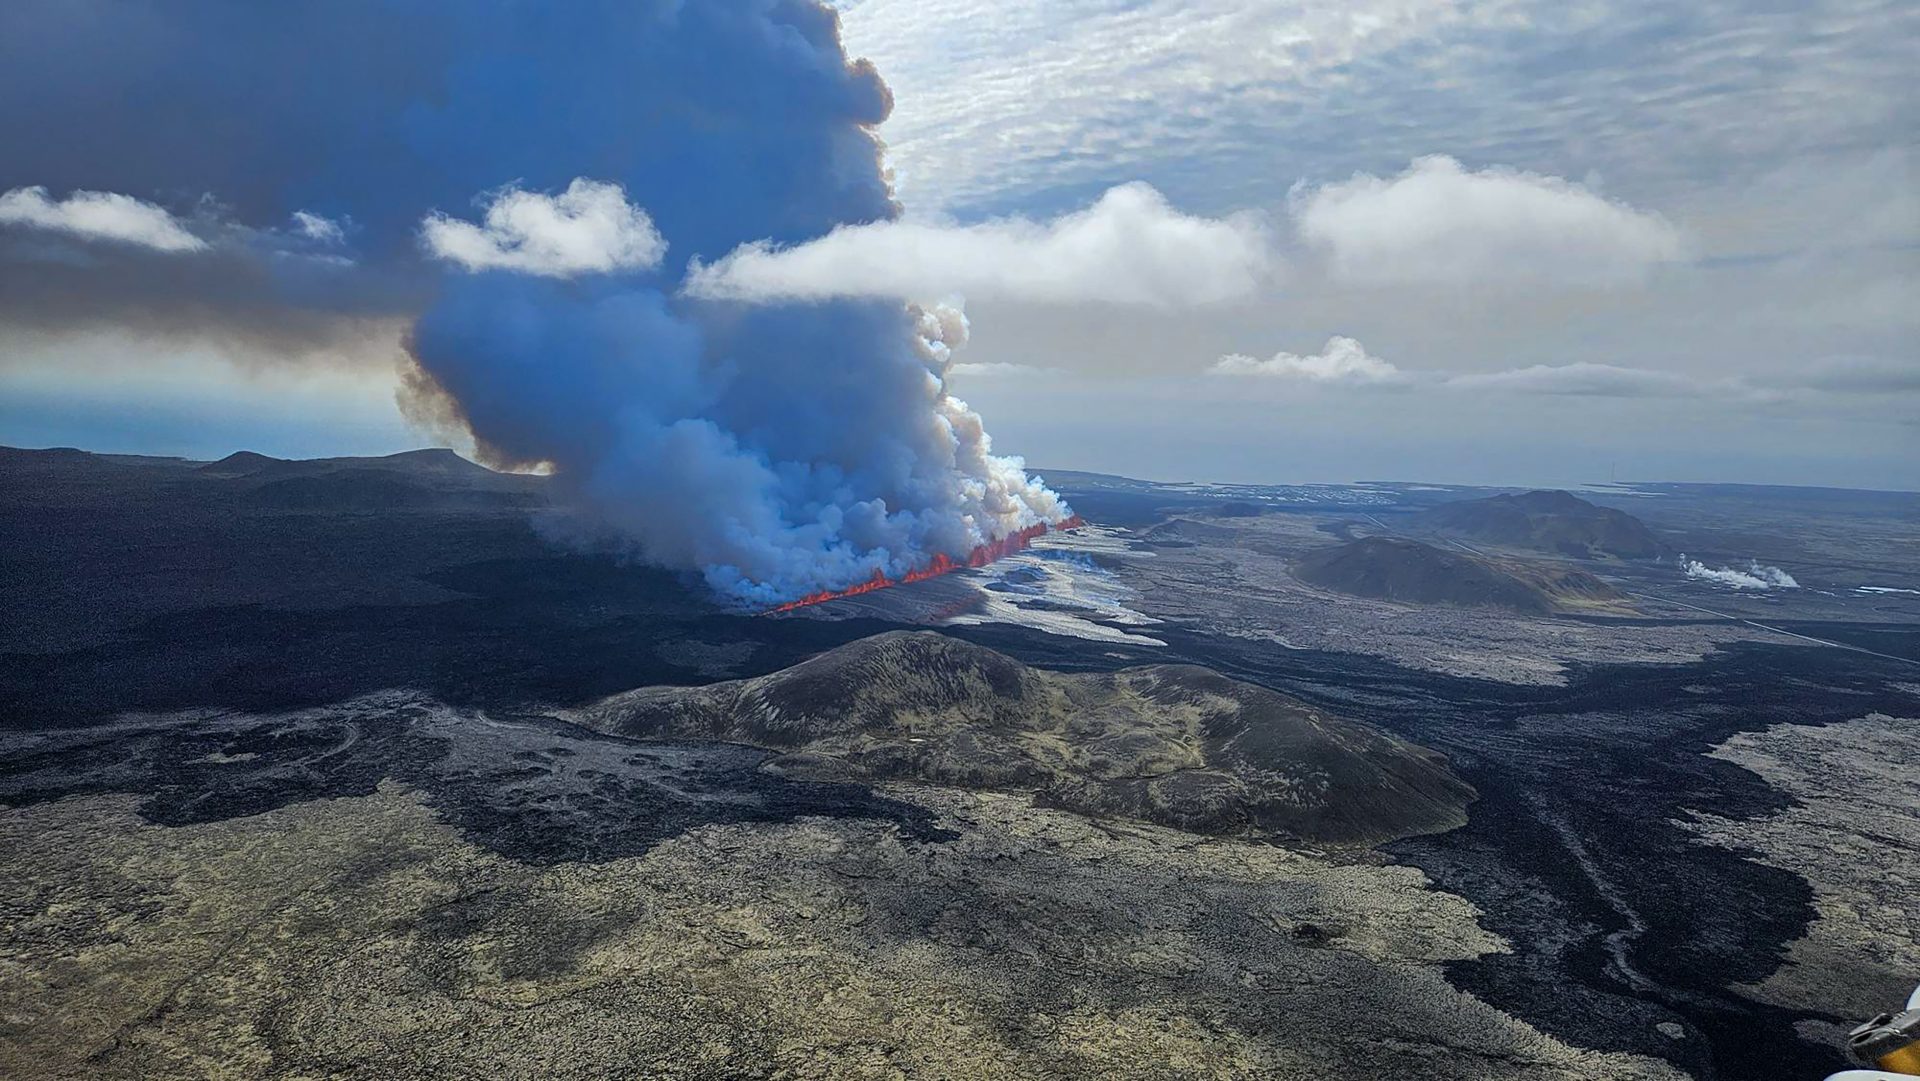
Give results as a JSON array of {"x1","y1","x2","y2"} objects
[
  {"x1": 1851, "y1": 1008, "x2": 1920, "y2": 1076},
  {"x1": 1875, "y1": 1040, "x2": 1920, "y2": 1076}
]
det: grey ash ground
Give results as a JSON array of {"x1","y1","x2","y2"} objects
[{"x1": 2, "y1": 447, "x2": 1916, "y2": 1079}]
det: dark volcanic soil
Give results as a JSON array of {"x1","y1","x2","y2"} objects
[
  {"x1": 1080, "y1": 624, "x2": 1915, "y2": 1081},
  {"x1": 1294, "y1": 535, "x2": 1558, "y2": 612},
  {"x1": 1414, "y1": 488, "x2": 1665, "y2": 559},
  {"x1": 4, "y1": 447, "x2": 1913, "y2": 1080},
  {"x1": 9, "y1": 591, "x2": 1898, "y2": 1079},
  {"x1": 570, "y1": 630, "x2": 1476, "y2": 846},
  {"x1": 0, "y1": 695, "x2": 951, "y2": 866}
]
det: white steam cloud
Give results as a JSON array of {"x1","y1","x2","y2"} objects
[
  {"x1": 421, "y1": 178, "x2": 667, "y2": 277},
  {"x1": 0, "y1": 185, "x2": 207, "y2": 253},
  {"x1": 916, "y1": 301, "x2": 1072, "y2": 534},
  {"x1": 1292, "y1": 155, "x2": 1683, "y2": 286},
  {"x1": 1210, "y1": 336, "x2": 1404, "y2": 383},
  {"x1": 685, "y1": 182, "x2": 1271, "y2": 306},
  {"x1": 1680, "y1": 554, "x2": 1800, "y2": 590}
]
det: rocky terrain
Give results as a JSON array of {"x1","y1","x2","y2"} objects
[
  {"x1": 1294, "y1": 536, "x2": 1624, "y2": 615},
  {"x1": 569, "y1": 631, "x2": 1475, "y2": 846},
  {"x1": 0, "y1": 760, "x2": 1677, "y2": 1081},
  {"x1": 1038, "y1": 511, "x2": 1758, "y2": 685},
  {"x1": 0, "y1": 445, "x2": 558, "y2": 660},
  {"x1": 1683, "y1": 714, "x2": 1920, "y2": 1029},
  {"x1": 1414, "y1": 489, "x2": 1664, "y2": 560},
  {"x1": 3, "y1": 449, "x2": 1915, "y2": 1080}
]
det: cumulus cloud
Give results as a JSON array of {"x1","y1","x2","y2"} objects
[
  {"x1": 1681, "y1": 555, "x2": 1799, "y2": 590},
  {"x1": 0, "y1": 185, "x2": 206, "y2": 252},
  {"x1": 685, "y1": 182, "x2": 1271, "y2": 306},
  {"x1": 1211, "y1": 336, "x2": 1404, "y2": 384},
  {"x1": 421, "y1": 179, "x2": 667, "y2": 278},
  {"x1": 1291, "y1": 156, "x2": 1683, "y2": 287}
]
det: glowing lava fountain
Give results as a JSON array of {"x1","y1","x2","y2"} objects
[{"x1": 765, "y1": 515, "x2": 1085, "y2": 614}]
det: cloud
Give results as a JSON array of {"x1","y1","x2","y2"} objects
[
  {"x1": 291, "y1": 211, "x2": 345, "y2": 245},
  {"x1": 1447, "y1": 362, "x2": 1711, "y2": 398},
  {"x1": 1211, "y1": 336, "x2": 1404, "y2": 384},
  {"x1": 0, "y1": 2, "x2": 1077, "y2": 605},
  {"x1": 839, "y1": 0, "x2": 1907, "y2": 228},
  {"x1": 1204, "y1": 339, "x2": 1798, "y2": 402},
  {"x1": 1291, "y1": 156, "x2": 1683, "y2": 287},
  {"x1": 685, "y1": 182, "x2": 1271, "y2": 306},
  {"x1": 948, "y1": 361, "x2": 1056, "y2": 378},
  {"x1": 0, "y1": 186, "x2": 206, "y2": 252},
  {"x1": 1434, "y1": 357, "x2": 1917, "y2": 403},
  {"x1": 421, "y1": 179, "x2": 667, "y2": 278},
  {"x1": 1786, "y1": 355, "x2": 1920, "y2": 394},
  {"x1": 837, "y1": 0, "x2": 1503, "y2": 214},
  {"x1": 1205, "y1": 338, "x2": 1690, "y2": 394}
]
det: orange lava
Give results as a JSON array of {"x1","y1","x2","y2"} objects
[{"x1": 765, "y1": 514, "x2": 1085, "y2": 614}]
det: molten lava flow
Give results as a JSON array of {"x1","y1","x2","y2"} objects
[{"x1": 766, "y1": 514, "x2": 1086, "y2": 614}]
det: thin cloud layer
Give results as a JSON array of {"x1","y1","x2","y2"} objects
[
  {"x1": 1204, "y1": 336, "x2": 1900, "y2": 405},
  {"x1": 421, "y1": 179, "x2": 667, "y2": 278},
  {"x1": 685, "y1": 182, "x2": 1270, "y2": 306},
  {"x1": 840, "y1": 0, "x2": 1908, "y2": 223},
  {"x1": 1211, "y1": 336, "x2": 1403, "y2": 383},
  {"x1": 839, "y1": 0, "x2": 1494, "y2": 214},
  {"x1": 1787, "y1": 354, "x2": 1920, "y2": 393},
  {"x1": 948, "y1": 361, "x2": 1057, "y2": 378},
  {"x1": 0, "y1": 186, "x2": 206, "y2": 253},
  {"x1": 1447, "y1": 362, "x2": 1711, "y2": 398},
  {"x1": 1291, "y1": 156, "x2": 1683, "y2": 286}
]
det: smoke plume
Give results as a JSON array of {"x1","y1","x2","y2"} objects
[
  {"x1": 407, "y1": 282, "x2": 1068, "y2": 603},
  {"x1": 0, "y1": 0, "x2": 1070, "y2": 604},
  {"x1": 1679, "y1": 554, "x2": 1800, "y2": 590}
]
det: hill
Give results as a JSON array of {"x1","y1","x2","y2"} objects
[
  {"x1": 0, "y1": 444, "x2": 567, "y2": 662},
  {"x1": 196, "y1": 450, "x2": 283, "y2": 476},
  {"x1": 1414, "y1": 489, "x2": 1663, "y2": 559},
  {"x1": 568, "y1": 631, "x2": 1475, "y2": 846},
  {"x1": 1295, "y1": 537, "x2": 1626, "y2": 614},
  {"x1": 1139, "y1": 516, "x2": 1246, "y2": 547},
  {"x1": 1297, "y1": 537, "x2": 1555, "y2": 613},
  {"x1": 200, "y1": 446, "x2": 497, "y2": 481}
]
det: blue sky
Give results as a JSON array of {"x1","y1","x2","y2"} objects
[{"x1": 1, "y1": 0, "x2": 1914, "y2": 489}]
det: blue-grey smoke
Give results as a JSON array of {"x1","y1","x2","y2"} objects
[{"x1": 0, "y1": 0, "x2": 1069, "y2": 603}]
